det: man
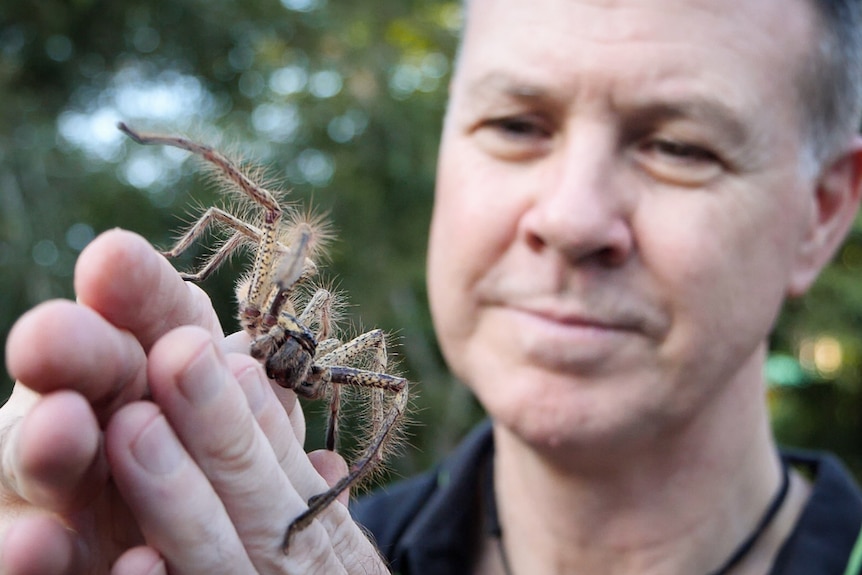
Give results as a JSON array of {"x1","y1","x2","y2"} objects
[{"x1": 2, "y1": 0, "x2": 862, "y2": 574}]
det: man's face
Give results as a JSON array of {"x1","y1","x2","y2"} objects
[{"x1": 427, "y1": 0, "x2": 824, "y2": 450}]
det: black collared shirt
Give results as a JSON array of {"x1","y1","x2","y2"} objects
[{"x1": 352, "y1": 421, "x2": 862, "y2": 575}]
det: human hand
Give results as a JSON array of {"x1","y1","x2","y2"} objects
[
  {"x1": 0, "y1": 228, "x2": 224, "y2": 573},
  {"x1": 0, "y1": 229, "x2": 386, "y2": 574},
  {"x1": 105, "y1": 325, "x2": 387, "y2": 574}
]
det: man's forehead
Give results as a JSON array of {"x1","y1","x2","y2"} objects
[
  {"x1": 462, "y1": 0, "x2": 816, "y2": 43},
  {"x1": 457, "y1": 0, "x2": 818, "y2": 104}
]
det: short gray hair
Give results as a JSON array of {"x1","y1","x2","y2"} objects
[{"x1": 803, "y1": 0, "x2": 862, "y2": 165}]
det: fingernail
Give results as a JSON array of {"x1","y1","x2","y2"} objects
[
  {"x1": 131, "y1": 415, "x2": 183, "y2": 474},
  {"x1": 177, "y1": 341, "x2": 225, "y2": 406}
]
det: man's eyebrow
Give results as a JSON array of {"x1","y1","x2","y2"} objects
[
  {"x1": 463, "y1": 72, "x2": 556, "y2": 104},
  {"x1": 621, "y1": 99, "x2": 750, "y2": 145},
  {"x1": 462, "y1": 73, "x2": 753, "y2": 146}
]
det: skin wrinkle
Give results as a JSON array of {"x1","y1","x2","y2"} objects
[
  {"x1": 472, "y1": 104, "x2": 761, "y2": 201},
  {"x1": 462, "y1": 69, "x2": 783, "y2": 181}
]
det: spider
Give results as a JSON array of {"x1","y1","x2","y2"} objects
[{"x1": 118, "y1": 123, "x2": 409, "y2": 552}]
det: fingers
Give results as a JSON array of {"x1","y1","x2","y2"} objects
[
  {"x1": 104, "y1": 456, "x2": 352, "y2": 575},
  {"x1": 1, "y1": 229, "x2": 222, "y2": 510},
  {"x1": 8, "y1": 391, "x2": 106, "y2": 513},
  {"x1": 228, "y1": 356, "x2": 351, "y2": 526},
  {"x1": 307, "y1": 451, "x2": 351, "y2": 507},
  {"x1": 74, "y1": 229, "x2": 223, "y2": 351},
  {"x1": 5, "y1": 300, "x2": 148, "y2": 417},
  {"x1": 108, "y1": 326, "x2": 386, "y2": 574},
  {"x1": 145, "y1": 327, "x2": 347, "y2": 572},
  {"x1": 110, "y1": 547, "x2": 166, "y2": 575},
  {"x1": 106, "y1": 402, "x2": 260, "y2": 574},
  {"x1": 1, "y1": 514, "x2": 82, "y2": 575},
  {"x1": 225, "y1": 355, "x2": 309, "y2": 473},
  {"x1": 2, "y1": 299, "x2": 143, "y2": 514}
]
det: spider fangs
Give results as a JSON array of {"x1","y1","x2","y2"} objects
[{"x1": 118, "y1": 122, "x2": 410, "y2": 553}]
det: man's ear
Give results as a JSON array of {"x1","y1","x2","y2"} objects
[{"x1": 788, "y1": 136, "x2": 862, "y2": 297}]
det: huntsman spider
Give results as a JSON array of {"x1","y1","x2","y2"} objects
[{"x1": 118, "y1": 123, "x2": 409, "y2": 552}]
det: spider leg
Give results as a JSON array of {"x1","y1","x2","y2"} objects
[
  {"x1": 316, "y1": 338, "x2": 342, "y2": 357},
  {"x1": 318, "y1": 329, "x2": 392, "y2": 444},
  {"x1": 161, "y1": 205, "x2": 264, "y2": 282},
  {"x1": 315, "y1": 329, "x2": 386, "y2": 450},
  {"x1": 282, "y1": 367, "x2": 408, "y2": 553},
  {"x1": 294, "y1": 287, "x2": 342, "y2": 448},
  {"x1": 297, "y1": 288, "x2": 334, "y2": 341},
  {"x1": 162, "y1": 207, "x2": 262, "y2": 261},
  {"x1": 176, "y1": 231, "x2": 246, "y2": 282},
  {"x1": 256, "y1": 229, "x2": 312, "y2": 330},
  {"x1": 246, "y1": 227, "x2": 314, "y2": 351},
  {"x1": 326, "y1": 379, "x2": 341, "y2": 454},
  {"x1": 317, "y1": 329, "x2": 388, "y2": 367},
  {"x1": 119, "y1": 123, "x2": 283, "y2": 214},
  {"x1": 119, "y1": 123, "x2": 285, "y2": 320}
]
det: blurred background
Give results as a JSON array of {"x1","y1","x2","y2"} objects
[{"x1": 1, "y1": 0, "x2": 860, "y2": 486}]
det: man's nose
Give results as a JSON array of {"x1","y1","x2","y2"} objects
[{"x1": 519, "y1": 125, "x2": 635, "y2": 266}]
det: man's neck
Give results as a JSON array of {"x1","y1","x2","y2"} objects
[{"x1": 485, "y1": 376, "x2": 808, "y2": 575}]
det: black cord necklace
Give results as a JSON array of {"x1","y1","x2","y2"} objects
[
  {"x1": 706, "y1": 460, "x2": 791, "y2": 575},
  {"x1": 485, "y1": 458, "x2": 791, "y2": 575}
]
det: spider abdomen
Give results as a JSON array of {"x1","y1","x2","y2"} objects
[{"x1": 264, "y1": 336, "x2": 313, "y2": 389}]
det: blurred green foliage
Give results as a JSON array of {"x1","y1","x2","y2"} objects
[{"x1": 1, "y1": 0, "x2": 860, "y2": 484}]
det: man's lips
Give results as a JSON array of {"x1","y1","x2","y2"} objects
[
  {"x1": 480, "y1": 304, "x2": 649, "y2": 372},
  {"x1": 508, "y1": 303, "x2": 642, "y2": 332},
  {"x1": 483, "y1": 291, "x2": 667, "y2": 339}
]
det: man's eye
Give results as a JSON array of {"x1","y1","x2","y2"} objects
[
  {"x1": 646, "y1": 140, "x2": 718, "y2": 162},
  {"x1": 485, "y1": 117, "x2": 550, "y2": 139},
  {"x1": 473, "y1": 115, "x2": 553, "y2": 160},
  {"x1": 635, "y1": 139, "x2": 724, "y2": 185}
]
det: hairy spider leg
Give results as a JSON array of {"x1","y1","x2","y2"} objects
[
  {"x1": 282, "y1": 366, "x2": 408, "y2": 552},
  {"x1": 118, "y1": 122, "x2": 285, "y2": 331},
  {"x1": 248, "y1": 228, "x2": 326, "y2": 371},
  {"x1": 297, "y1": 288, "x2": 335, "y2": 341},
  {"x1": 160, "y1": 207, "x2": 318, "y2": 285},
  {"x1": 158, "y1": 205, "x2": 262, "y2": 281},
  {"x1": 294, "y1": 287, "x2": 343, "y2": 449},
  {"x1": 257, "y1": 228, "x2": 311, "y2": 330},
  {"x1": 317, "y1": 329, "x2": 392, "y2": 449},
  {"x1": 279, "y1": 327, "x2": 409, "y2": 551}
]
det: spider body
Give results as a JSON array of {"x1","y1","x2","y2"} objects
[
  {"x1": 118, "y1": 122, "x2": 410, "y2": 553},
  {"x1": 254, "y1": 317, "x2": 317, "y2": 394}
]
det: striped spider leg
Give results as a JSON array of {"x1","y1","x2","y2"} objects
[
  {"x1": 250, "y1": 233, "x2": 409, "y2": 551},
  {"x1": 119, "y1": 123, "x2": 410, "y2": 553},
  {"x1": 117, "y1": 122, "x2": 323, "y2": 296}
]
